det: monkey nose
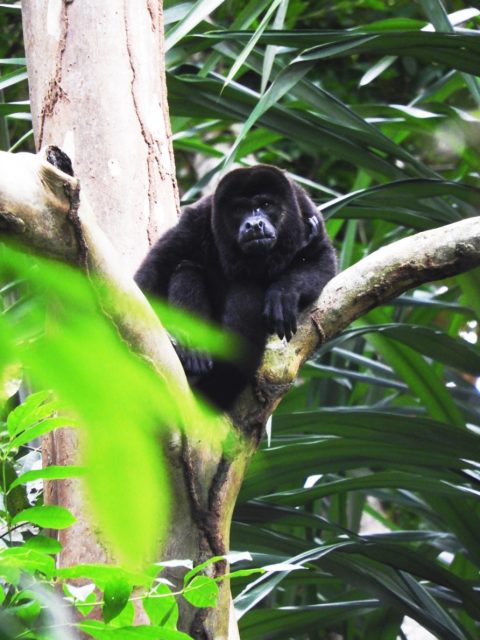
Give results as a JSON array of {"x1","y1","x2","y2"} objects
[{"x1": 245, "y1": 218, "x2": 264, "y2": 230}]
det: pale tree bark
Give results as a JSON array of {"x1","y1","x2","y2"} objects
[
  {"x1": 19, "y1": 0, "x2": 190, "y2": 632},
  {"x1": 1, "y1": 2, "x2": 478, "y2": 639},
  {"x1": 21, "y1": 0, "x2": 180, "y2": 568},
  {"x1": 21, "y1": 0, "x2": 179, "y2": 273}
]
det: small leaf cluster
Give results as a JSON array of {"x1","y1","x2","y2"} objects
[
  {"x1": 0, "y1": 392, "x2": 247, "y2": 639},
  {"x1": 0, "y1": 391, "x2": 79, "y2": 536}
]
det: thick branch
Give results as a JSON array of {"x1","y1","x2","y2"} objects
[
  {"x1": 313, "y1": 217, "x2": 480, "y2": 341},
  {"x1": 0, "y1": 147, "x2": 239, "y2": 636},
  {"x1": 239, "y1": 217, "x2": 480, "y2": 425},
  {"x1": 0, "y1": 147, "x2": 188, "y2": 395}
]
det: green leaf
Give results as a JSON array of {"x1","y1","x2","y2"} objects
[
  {"x1": 239, "y1": 602, "x2": 377, "y2": 639},
  {"x1": 165, "y1": 0, "x2": 225, "y2": 51},
  {"x1": 359, "y1": 55, "x2": 396, "y2": 87},
  {"x1": 335, "y1": 323, "x2": 480, "y2": 377},
  {"x1": 0, "y1": 547, "x2": 55, "y2": 578},
  {"x1": 167, "y1": 74, "x2": 403, "y2": 179},
  {"x1": 241, "y1": 430, "x2": 476, "y2": 503},
  {"x1": 0, "y1": 67, "x2": 28, "y2": 90},
  {"x1": 420, "y1": 0, "x2": 480, "y2": 120},
  {"x1": 9, "y1": 416, "x2": 74, "y2": 450},
  {"x1": 143, "y1": 582, "x2": 178, "y2": 628},
  {"x1": 459, "y1": 268, "x2": 480, "y2": 319},
  {"x1": 1, "y1": 459, "x2": 28, "y2": 515},
  {"x1": 263, "y1": 471, "x2": 479, "y2": 506},
  {"x1": 9, "y1": 590, "x2": 41, "y2": 622},
  {"x1": 365, "y1": 332, "x2": 464, "y2": 426},
  {"x1": 111, "y1": 600, "x2": 136, "y2": 627},
  {"x1": 11, "y1": 505, "x2": 76, "y2": 529},
  {"x1": 0, "y1": 3, "x2": 22, "y2": 10},
  {"x1": 0, "y1": 57, "x2": 26, "y2": 65},
  {"x1": 224, "y1": 567, "x2": 265, "y2": 580},
  {"x1": 183, "y1": 575, "x2": 219, "y2": 608},
  {"x1": 56, "y1": 564, "x2": 152, "y2": 589},
  {"x1": 223, "y1": 0, "x2": 283, "y2": 88},
  {"x1": 78, "y1": 620, "x2": 192, "y2": 639},
  {"x1": 78, "y1": 591, "x2": 98, "y2": 617},
  {"x1": 260, "y1": 0, "x2": 288, "y2": 93},
  {"x1": 298, "y1": 31, "x2": 480, "y2": 76},
  {"x1": 0, "y1": 246, "x2": 182, "y2": 568},
  {"x1": 6, "y1": 390, "x2": 52, "y2": 438},
  {"x1": 183, "y1": 555, "x2": 226, "y2": 585},
  {"x1": 273, "y1": 410, "x2": 479, "y2": 452},
  {"x1": 22, "y1": 534, "x2": 62, "y2": 554},
  {"x1": 320, "y1": 179, "x2": 478, "y2": 224},
  {"x1": 234, "y1": 542, "x2": 352, "y2": 618},
  {"x1": 9, "y1": 464, "x2": 84, "y2": 490},
  {"x1": 0, "y1": 101, "x2": 30, "y2": 116},
  {"x1": 103, "y1": 578, "x2": 132, "y2": 624}
]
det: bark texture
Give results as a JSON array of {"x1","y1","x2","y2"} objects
[{"x1": 22, "y1": 0, "x2": 179, "y2": 274}]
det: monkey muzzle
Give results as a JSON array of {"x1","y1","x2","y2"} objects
[{"x1": 238, "y1": 214, "x2": 276, "y2": 254}]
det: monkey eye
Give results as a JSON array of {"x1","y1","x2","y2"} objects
[{"x1": 260, "y1": 200, "x2": 272, "y2": 209}]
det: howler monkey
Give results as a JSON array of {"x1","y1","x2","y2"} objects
[{"x1": 135, "y1": 165, "x2": 336, "y2": 410}]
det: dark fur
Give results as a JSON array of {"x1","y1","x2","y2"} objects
[{"x1": 135, "y1": 165, "x2": 336, "y2": 410}]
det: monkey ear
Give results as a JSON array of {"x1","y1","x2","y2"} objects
[
  {"x1": 305, "y1": 216, "x2": 320, "y2": 243},
  {"x1": 293, "y1": 183, "x2": 319, "y2": 220}
]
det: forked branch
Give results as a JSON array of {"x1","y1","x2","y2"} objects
[{"x1": 1, "y1": 147, "x2": 479, "y2": 424}]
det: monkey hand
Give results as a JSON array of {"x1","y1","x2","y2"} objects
[
  {"x1": 174, "y1": 344, "x2": 213, "y2": 376},
  {"x1": 263, "y1": 287, "x2": 300, "y2": 342}
]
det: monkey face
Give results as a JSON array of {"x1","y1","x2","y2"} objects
[
  {"x1": 235, "y1": 197, "x2": 280, "y2": 254},
  {"x1": 214, "y1": 165, "x2": 293, "y2": 256}
]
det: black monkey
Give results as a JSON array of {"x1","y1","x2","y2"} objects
[{"x1": 135, "y1": 165, "x2": 336, "y2": 410}]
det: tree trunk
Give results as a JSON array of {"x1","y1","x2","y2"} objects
[
  {"x1": 21, "y1": 0, "x2": 179, "y2": 273},
  {"x1": 0, "y1": 144, "x2": 243, "y2": 637},
  {"x1": 19, "y1": 2, "x2": 245, "y2": 637},
  {"x1": 20, "y1": 1, "x2": 229, "y2": 636}
]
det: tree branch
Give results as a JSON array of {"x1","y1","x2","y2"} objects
[
  {"x1": 313, "y1": 217, "x2": 480, "y2": 341},
  {"x1": 1, "y1": 148, "x2": 479, "y2": 425},
  {"x1": 0, "y1": 147, "x2": 189, "y2": 396},
  {"x1": 238, "y1": 217, "x2": 480, "y2": 425}
]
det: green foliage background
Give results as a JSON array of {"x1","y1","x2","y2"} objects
[{"x1": 1, "y1": 0, "x2": 480, "y2": 638}]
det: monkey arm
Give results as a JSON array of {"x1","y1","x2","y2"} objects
[
  {"x1": 135, "y1": 199, "x2": 211, "y2": 298},
  {"x1": 166, "y1": 263, "x2": 214, "y2": 376},
  {"x1": 264, "y1": 239, "x2": 337, "y2": 341},
  {"x1": 168, "y1": 260, "x2": 213, "y2": 319}
]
